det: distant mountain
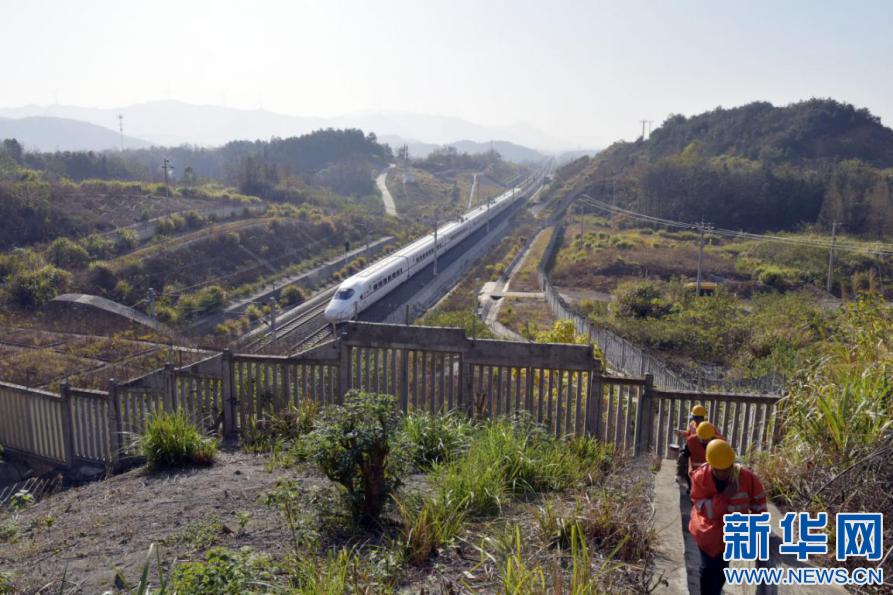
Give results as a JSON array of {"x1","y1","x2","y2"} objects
[
  {"x1": 379, "y1": 135, "x2": 547, "y2": 163},
  {"x1": 449, "y1": 140, "x2": 545, "y2": 163},
  {"x1": 0, "y1": 101, "x2": 571, "y2": 152},
  {"x1": 0, "y1": 116, "x2": 151, "y2": 152}
]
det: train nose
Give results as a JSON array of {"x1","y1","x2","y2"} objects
[{"x1": 324, "y1": 301, "x2": 349, "y2": 323}]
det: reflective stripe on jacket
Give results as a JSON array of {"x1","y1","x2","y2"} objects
[{"x1": 688, "y1": 464, "x2": 768, "y2": 557}]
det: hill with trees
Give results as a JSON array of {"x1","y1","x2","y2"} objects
[
  {"x1": 1, "y1": 128, "x2": 392, "y2": 200},
  {"x1": 561, "y1": 99, "x2": 893, "y2": 236}
]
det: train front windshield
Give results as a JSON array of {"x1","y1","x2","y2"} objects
[{"x1": 335, "y1": 288, "x2": 355, "y2": 300}]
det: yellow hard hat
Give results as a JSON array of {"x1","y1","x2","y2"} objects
[
  {"x1": 691, "y1": 405, "x2": 707, "y2": 417},
  {"x1": 706, "y1": 440, "x2": 735, "y2": 470},
  {"x1": 696, "y1": 421, "x2": 716, "y2": 441}
]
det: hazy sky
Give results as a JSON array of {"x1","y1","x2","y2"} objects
[{"x1": 3, "y1": 0, "x2": 893, "y2": 147}]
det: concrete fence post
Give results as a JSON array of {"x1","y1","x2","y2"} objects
[
  {"x1": 461, "y1": 358, "x2": 474, "y2": 416},
  {"x1": 60, "y1": 380, "x2": 75, "y2": 467},
  {"x1": 107, "y1": 378, "x2": 122, "y2": 469},
  {"x1": 221, "y1": 350, "x2": 236, "y2": 440},
  {"x1": 635, "y1": 374, "x2": 654, "y2": 456},
  {"x1": 338, "y1": 341, "x2": 351, "y2": 405},
  {"x1": 586, "y1": 360, "x2": 604, "y2": 439},
  {"x1": 163, "y1": 362, "x2": 177, "y2": 411}
]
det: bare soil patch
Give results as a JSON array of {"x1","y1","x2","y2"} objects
[{"x1": 0, "y1": 450, "x2": 327, "y2": 593}]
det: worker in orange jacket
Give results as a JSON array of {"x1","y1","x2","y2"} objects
[
  {"x1": 676, "y1": 404, "x2": 708, "y2": 482},
  {"x1": 680, "y1": 421, "x2": 723, "y2": 490},
  {"x1": 689, "y1": 440, "x2": 768, "y2": 595}
]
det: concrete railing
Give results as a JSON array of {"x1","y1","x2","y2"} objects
[{"x1": 0, "y1": 322, "x2": 783, "y2": 472}]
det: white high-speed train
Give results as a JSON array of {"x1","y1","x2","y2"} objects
[{"x1": 323, "y1": 183, "x2": 529, "y2": 323}]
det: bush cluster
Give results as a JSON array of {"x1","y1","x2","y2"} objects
[{"x1": 137, "y1": 410, "x2": 218, "y2": 472}]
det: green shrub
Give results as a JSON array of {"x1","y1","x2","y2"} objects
[
  {"x1": 400, "y1": 411, "x2": 473, "y2": 470},
  {"x1": 612, "y1": 280, "x2": 672, "y2": 319},
  {"x1": 183, "y1": 210, "x2": 206, "y2": 229},
  {"x1": 306, "y1": 391, "x2": 402, "y2": 525},
  {"x1": 155, "y1": 304, "x2": 180, "y2": 324},
  {"x1": 9, "y1": 265, "x2": 71, "y2": 308},
  {"x1": 279, "y1": 284, "x2": 306, "y2": 307},
  {"x1": 114, "y1": 229, "x2": 138, "y2": 254},
  {"x1": 289, "y1": 547, "x2": 395, "y2": 592},
  {"x1": 243, "y1": 401, "x2": 319, "y2": 453},
  {"x1": 245, "y1": 303, "x2": 263, "y2": 321},
  {"x1": 434, "y1": 418, "x2": 609, "y2": 518},
  {"x1": 170, "y1": 547, "x2": 275, "y2": 594},
  {"x1": 137, "y1": 410, "x2": 218, "y2": 471},
  {"x1": 395, "y1": 492, "x2": 467, "y2": 565},
  {"x1": 45, "y1": 237, "x2": 90, "y2": 270},
  {"x1": 87, "y1": 261, "x2": 117, "y2": 293},
  {"x1": 195, "y1": 285, "x2": 226, "y2": 312},
  {"x1": 754, "y1": 263, "x2": 800, "y2": 289}
]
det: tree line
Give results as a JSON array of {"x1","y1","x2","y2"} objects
[{"x1": 570, "y1": 99, "x2": 893, "y2": 236}]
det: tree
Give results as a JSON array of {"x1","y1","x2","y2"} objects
[
  {"x1": 46, "y1": 237, "x2": 90, "y2": 270},
  {"x1": 181, "y1": 166, "x2": 197, "y2": 186},
  {"x1": 2, "y1": 139, "x2": 23, "y2": 164}
]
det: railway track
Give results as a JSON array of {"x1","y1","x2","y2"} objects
[{"x1": 241, "y1": 288, "x2": 335, "y2": 354}]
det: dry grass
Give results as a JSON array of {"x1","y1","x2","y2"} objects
[
  {"x1": 0, "y1": 327, "x2": 209, "y2": 390},
  {"x1": 497, "y1": 297, "x2": 556, "y2": 339},
  {"x1": 551, "y1": 224, "x2": 742, "y2": 293}
]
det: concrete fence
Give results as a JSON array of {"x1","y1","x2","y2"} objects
[{"x1": 0, "y1": 322, "x2": 781, "y2": 473}]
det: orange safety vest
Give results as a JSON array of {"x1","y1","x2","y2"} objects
[
  {"x1": 685, "y1": 432, "x2": 726, "y2": 469},
  {"x1": 688, "y1": 464, "x2": 768, "y2": 557},
  {"x1": 686, "y1": 434, "x2": 708, "y2": 466}
]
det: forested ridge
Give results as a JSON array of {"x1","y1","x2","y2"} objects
[
  {"x1": 565, "y1": 99, "x2": 893, "y2": 236},
  {"x1": 0, "y1": 128, "x2": 391, "y2": 199}
]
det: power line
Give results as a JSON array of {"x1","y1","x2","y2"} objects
[{"x1": 576, "y1": 195, "x2": 893, "y2": 257}]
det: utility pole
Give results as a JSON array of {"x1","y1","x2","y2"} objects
[
  {"x1": 147, "y1": 287, "x2": 157, "y2": 319},
  {"x1": 827, "y1": 220, "x2": 839, "y2": 294},
  {"x1": 117, "y1": 114, "x2": 124, "y2": 152},
  {"x1": 639, "y1": 120, "x2": 654, "y2": 140},
  {"x1": 267, "y1": 297, "x2": 277, "y2": 333},
  {"x1": 695, "y1": 220, "x2": 712, "y2": 296},
  {"x1": 486, "y1": 196, "x2": 492, "y2": 232},
  {"x1": 161, "y1": 159, "x2": 174, "y2": 197}
]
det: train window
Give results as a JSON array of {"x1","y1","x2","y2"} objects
[{"x1": 336, "y1": 288, "x2": 355, "y2": 300}]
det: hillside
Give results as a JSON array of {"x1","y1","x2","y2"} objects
[
  {"x1": 559, "y1": 99, "x2": 893, "y2": 236},
  {"x1": 0, "y1": 116, "x2": 151, "y2": 152},
  {"x1": 645, "y1": 99, "x2": 893, "y2": 166},
  {"x1": 2, "y1": 128, "x2": 393, "y2": 200}
]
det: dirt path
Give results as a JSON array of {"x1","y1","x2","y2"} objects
[{"x1": 377, "y1": 164, "x2": 398, "y2": 217}]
